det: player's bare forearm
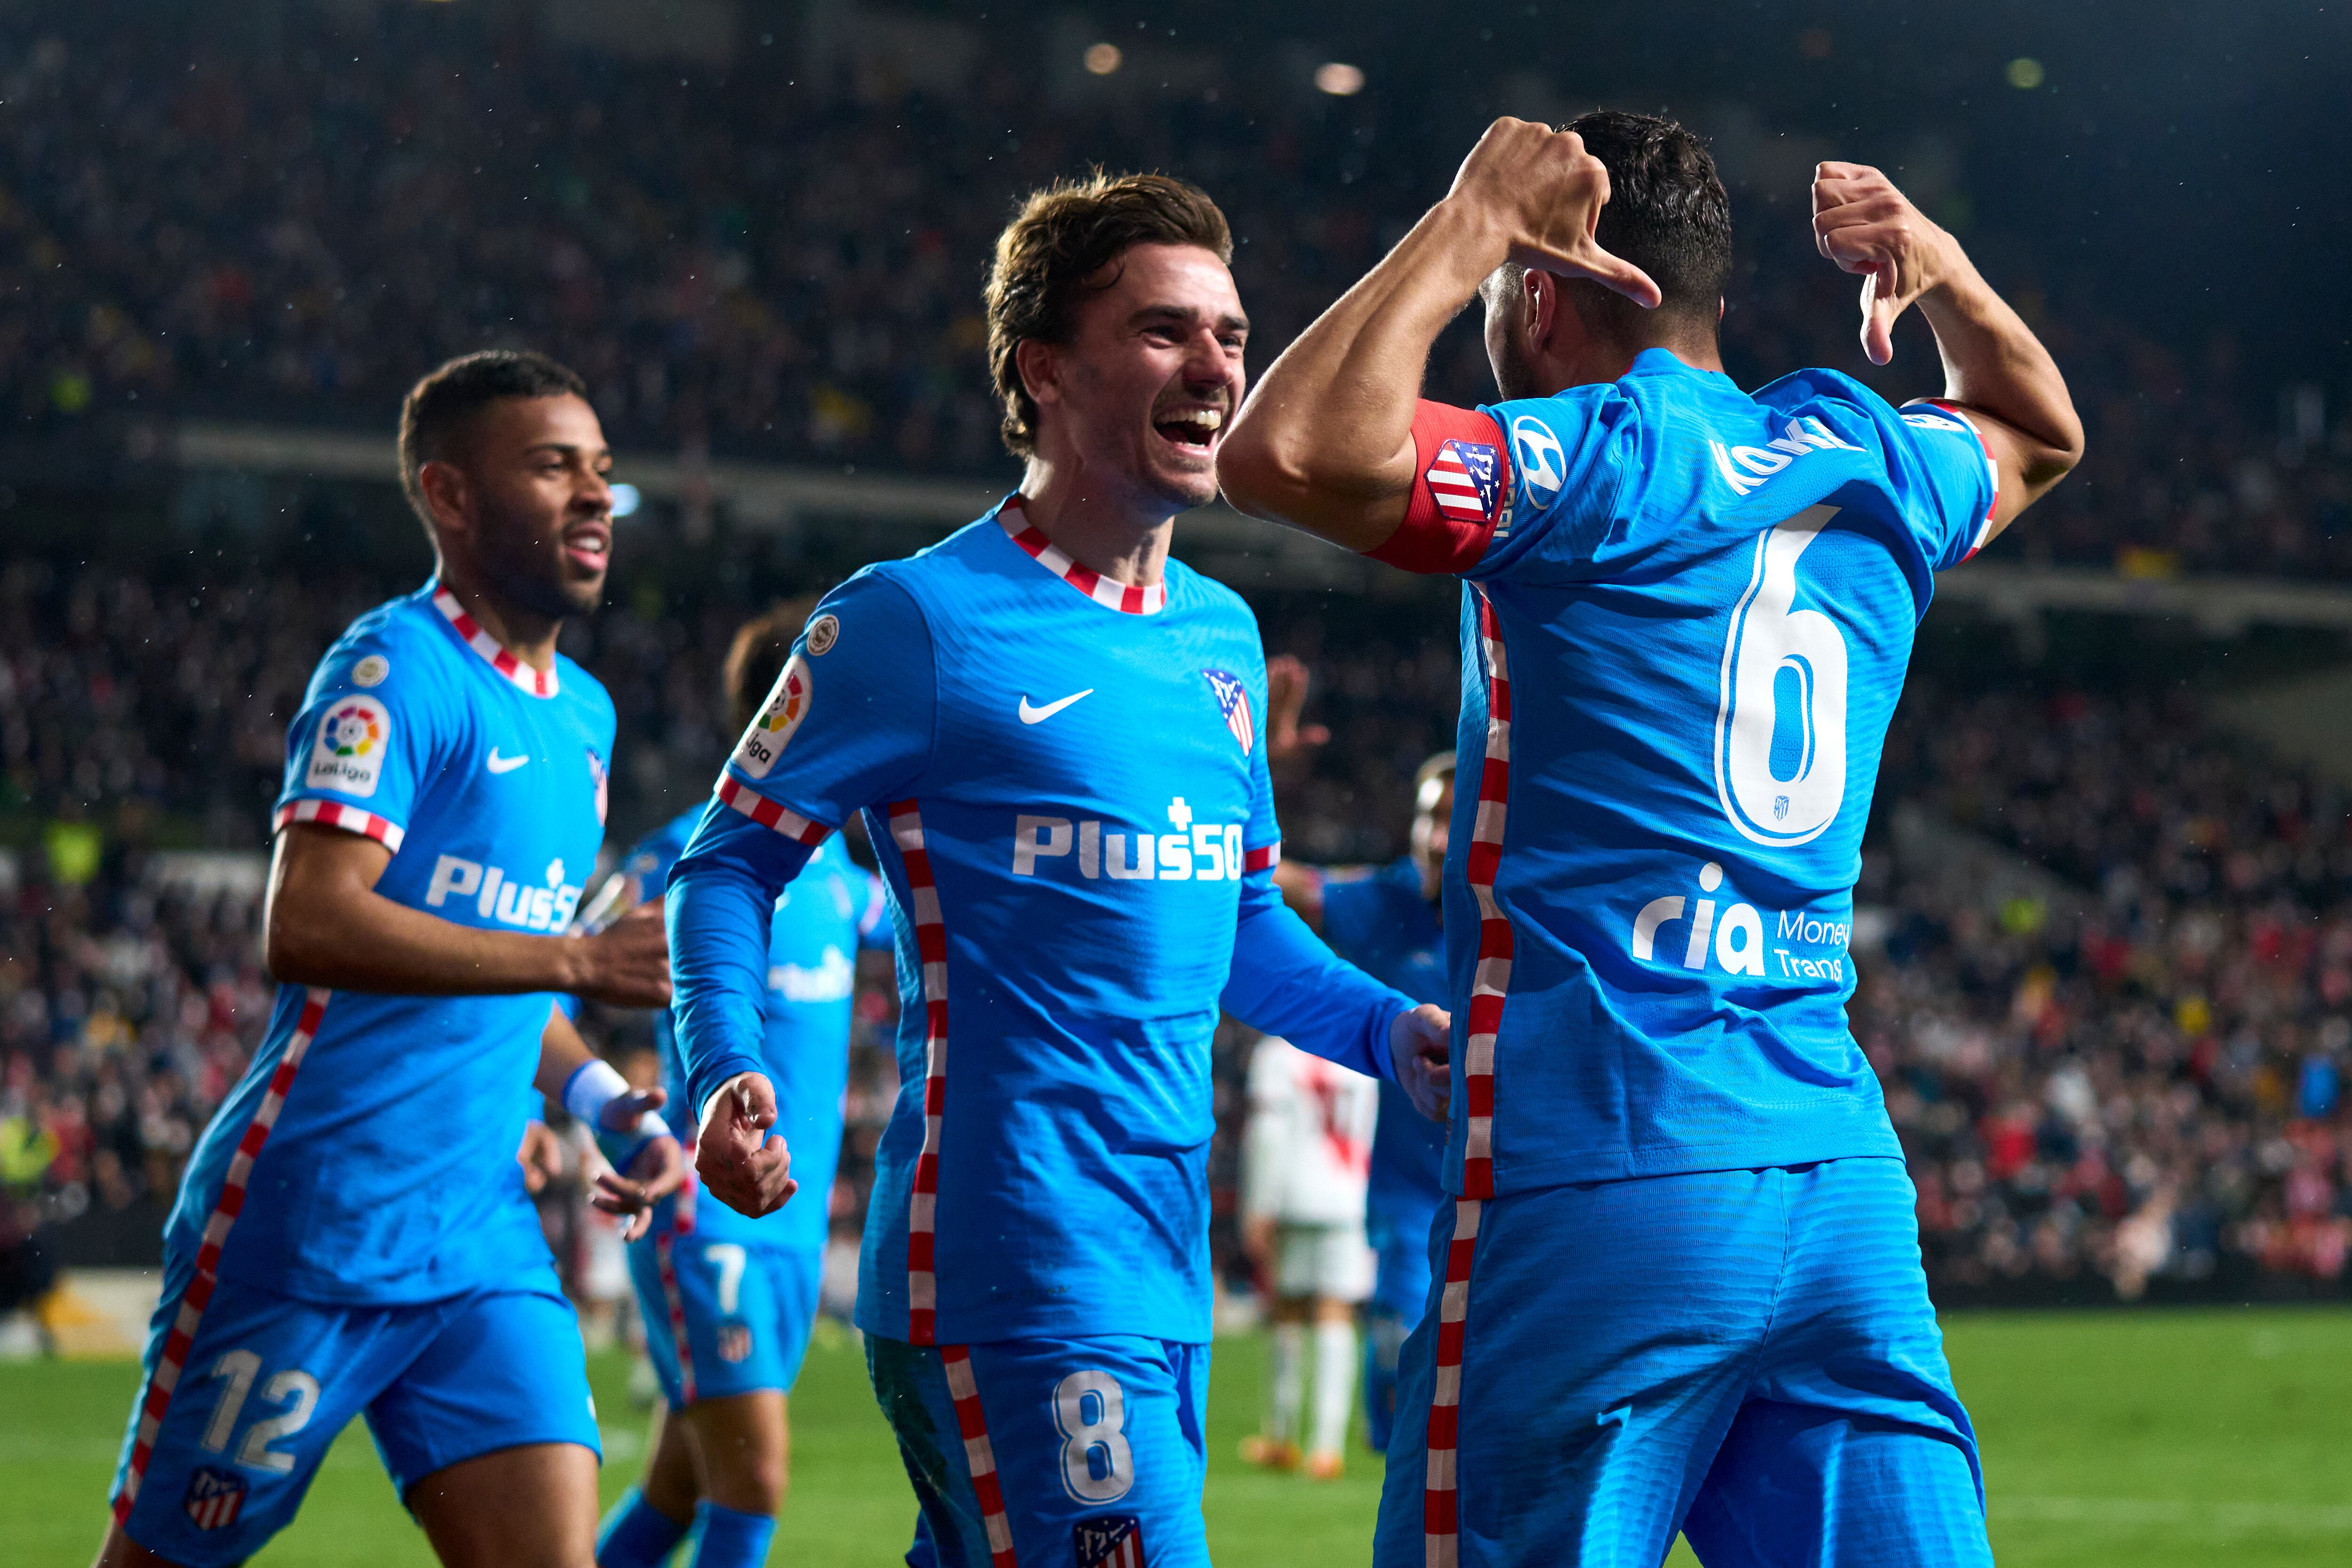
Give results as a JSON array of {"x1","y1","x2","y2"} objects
[
  {"x1": 532, "y1": 1003, "x2": 598, "y2": 1096},
  {"x1": 263, "y1": 822, "x2": 668, "y2": 1003},
  {"x1": 1811, "y1": 161, "x2": 2081, "y2": 536},
  {"x1": 1916, "y1": 253, "x2": 2084, "y2": 526},
  {"x1": 1219, "y1": 200, "x2": 1505, "y2": 551}
]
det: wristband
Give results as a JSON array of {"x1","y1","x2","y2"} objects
[{"x1": 564, "y1": 1058, "x2": 673, "y2": 1172}]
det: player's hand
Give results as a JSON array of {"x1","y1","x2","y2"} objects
[
  {"x1": 1391, "y1": 1003, "x2": 1451, "y2": 1124},
  {"x1": 570, "y1": 899, "x2": 670, "y2": 1008},
  {"x1": 697, "y1": 1070, "x2": 799, "y2": 1218},
  {"x1": 588, "y1": 1086, "x2": 685, "y2": 1241},
  {"x1": 515, "y1": 1119, "x2": 565, "y2": 1195},
  {"x1": 1263, "y1": 656, "x2": 1330, "y2": 771},
  {"x1": 1811, "y1": 161, "x2": 1959, "y2": 367},
  {"x1": 1445, "y1": 118, "x2": 1661, "y2": 308}
]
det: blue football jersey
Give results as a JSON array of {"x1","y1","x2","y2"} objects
[
  {"x1": 1321, "y1": 857, "x2": 1449, "y2": 1226},
  {"x1": 621, "y1": 808, "x2": 886, "y2": 1255},
  {"x1": 1373, "y1": 350, "x2": 2000, "y2": 1194},
  {"x1": 667, "y1": 499, "x2": 1413, "y2": 1345},
  {"x1": 167, "y1": 582, "x2": 615, "y2": 1303}
]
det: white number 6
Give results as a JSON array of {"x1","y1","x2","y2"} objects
[
  {"x1": 1714, "y1": 504, "x2": 1850, "y2": 847},
  {"x1": 1053, "y1": 1369, "x2": 1134, "y2": 1503}
]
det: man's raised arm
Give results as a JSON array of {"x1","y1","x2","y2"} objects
[
  {"x1": 1217, "y1": 118, "x2": 1656, "y2": 553},
  {"x1": 1811, "y1": 161, "x2": 2083, "y2": 538}
]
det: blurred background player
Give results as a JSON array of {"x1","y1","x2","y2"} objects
[
  {"x1": 1222, "y1": 113, "x2": 2082, "y2": 1568},
  {"x1": 1270, "y1": 744, "x2": 1454, "y2": 1455},
  {"x1": 596, "y1": 601, "x2": 890, "y2": 1568},
  {"x1": 668, "y1": 172, "x2": 1448, "y2": 1568},
  {"x1": 1238, "y1": 1033, "x2": 1377, "y2": 1480},
  {"x1": 96, "y1": 351, "x2": 683, "y2": 1568}
]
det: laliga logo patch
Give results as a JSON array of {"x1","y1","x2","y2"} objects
[
  {"x1": 183, "y1": 1465, "x2": 248, "y2": 1531},
  {"x1": 732, "y1": 654, "x2": 811, "y2": 779},
  {"x1": 306, "y1": 694, "x2": 389, "y2": 797},
  {"x1": 1510, "y1": 414, "x2": 1565, "y2": 506}
]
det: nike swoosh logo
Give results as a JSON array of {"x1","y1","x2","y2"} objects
[
  {"x1": 486, "y1": 749, "x2": 530, "y2": 774},
  {"x1": 1018, "y1": 689, "x2": 1094, "y2": 725}
]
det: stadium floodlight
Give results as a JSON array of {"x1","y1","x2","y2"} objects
[
  {"x1": 2006, "y1": 57, "x2": 2045, "y2": 89},
  {"x1": 610, "y1": 482, "x2": 641, "y2": 518},
  {"x1": 1085, "y1": 42, "x2": 1122, "y2": 75},
  {"x1": 1314, "y1": 62, "x2": 1365, "y2": 96}
]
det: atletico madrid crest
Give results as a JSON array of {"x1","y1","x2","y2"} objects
[
  {"x1": 1426, "y1": 438, "x2": 1502, "y2": 525},
  {"x1": 1202, "y1": 669, "x2": 1255, "y2": 756},
  {"x1": 1074, "y1": 1513, "x2": 1147, "y2": 1568},
  {"x1": 183, "y1": 1465, "x2": 248, "y2": 1531},
  {"x1": 717, "y1": 1321, "x2": 753, "y2": 1363}
]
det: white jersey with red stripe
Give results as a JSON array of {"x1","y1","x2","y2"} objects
[
  {"x1": 162, "y1": 581, "x2": 615, "y2": 1304},
  {"x1": 1242, "y1": 1036, "x2": 1376, "y2": 1227},
  {"x1": 667, "y1": 499, "x2": 1413, "y2": 1346},
  {"x1": 1366, "y1": 350, "x2": 2000, "y2": 1196}
]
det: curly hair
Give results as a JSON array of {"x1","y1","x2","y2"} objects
[{"x1": 984, "y1": 172, "x2": 1232, "y2": 458}]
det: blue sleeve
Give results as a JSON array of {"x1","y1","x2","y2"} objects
[
  {"x1": 668, "y1": 807, "x2": 818, "y2": 1121},
  {"x1": 1368, "y1": 395, "x2": 1621, "y2": 581},
  {"x1": 714, "y1": 568, "x2": 937, "y2": 834},
  {"x1": 1221, "y1": 867, "x2": 1413, "y2": 1082},
  {"x1": 672, "y1": 569, "x2": 936, "y2": 1121},
  {"x1": 1890, "y1": 400, "x2": 2002, "y2": 569},
  {"x1": 271, "y1": 627, "x2": 444, "y2": 855}
]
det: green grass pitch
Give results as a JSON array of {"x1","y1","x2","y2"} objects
[{"x1": 6, "y1": 1310, "x2": 2351, "y2": 1566}]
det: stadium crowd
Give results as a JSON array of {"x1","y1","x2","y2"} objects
[
  {"x1": 4, "y1": 2, "x2": 2350, "y2": 1310},
  {"x1": 5, "y1": 537, "x2": 2352, "y2": 1304},
  {"x1": 3, "y1": 3, "x2": 2349, "y2": 574}
]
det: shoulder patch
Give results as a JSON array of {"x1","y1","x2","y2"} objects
[
  {"x1": 307, "y1": 695, "x2": 389, "y2": 797},
  {"x1": 351, "y1": 653, "x2": 389, "y2": 687},
  {"x1": 1509, "y1": 414, "x2": 1566, "y2": 507},
  {"x1": 804, "y1": 613, "x2": 840, "y2": 655},
  {"x1": 733, "y1": 654, "x2": 812, "y2": 779}
]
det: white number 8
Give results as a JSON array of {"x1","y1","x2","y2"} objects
[
  {"x1": 1052, "y1": 1369, "x2": 1133, "y2": 1503},
  {"x1": 1714, "y1": 504, "x2": 1850, "y2": 847}
]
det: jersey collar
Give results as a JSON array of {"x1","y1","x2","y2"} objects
[
  {"x1": 430, "y1": 584, "x2": 560, "y2": 697},
  {"x1": 995, "y1": 495, "x2": 1168, "y2": 616}
]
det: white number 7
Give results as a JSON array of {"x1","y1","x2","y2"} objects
[{"x1": 706, "y1": 1243, "x2": 748, "y2": 1314}]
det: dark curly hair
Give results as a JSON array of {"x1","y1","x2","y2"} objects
[
  {"x1": 985, "y1": 172, "x2": 1233, "y2": 458},
  {"x1": 1559, "y1": 110, "x2": 1733, "y2": 344}
]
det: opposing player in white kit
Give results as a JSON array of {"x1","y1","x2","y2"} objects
[{"x1": 1240, "y1": 1035, "x2": 1379, "y2": 1479}]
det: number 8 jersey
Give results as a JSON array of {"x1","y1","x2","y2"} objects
[{"x1": 1375, "y1": 347, "x2": 2000, "y2": 1193}]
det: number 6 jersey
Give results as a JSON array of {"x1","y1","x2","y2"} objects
[{"x1": 1375, "y1": 348, "x2": 1999, "y2": 1194}]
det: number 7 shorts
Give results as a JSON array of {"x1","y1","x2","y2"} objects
[
  {"x1": 108, "y1": 1264, "x2": 601, "y2": 1567},
  {"x1": 867, "y1": 1332, "x2": 1211, "y2": 1568},
  {"x1": 1374, "y1": 1157, "x2": 1992, "y2": 1568}
]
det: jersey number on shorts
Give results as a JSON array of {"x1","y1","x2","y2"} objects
[
  {"x1": 1052, "y1": 1369, "x2": 1134, "y2": 1504},
  {"x1": 198, "y1": 1348, "x2": 321, "y2": 1474},
  {"x1": 1714, "y1": 504, "x2": 1850, "y2": 849}
]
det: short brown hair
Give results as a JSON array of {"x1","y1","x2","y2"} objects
[
  {"x1": 985, "y1": 172, "x2": 1233, "y2": 458},
  {"x1": 723, "y1": 597, "x2": 818, "y2": 733},
  {"x1": 397, "y1": 350, "x2": 588, "y2": 532}
]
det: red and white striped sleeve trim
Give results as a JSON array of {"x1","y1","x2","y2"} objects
[
  {"x1": 1369, "y1": 401, "x2": 1515, "y2": 575},
  {"x1": 997, "y1": 497, "x2": 1167, "y2": 615},
  {"x1": 1242, "y1": 840, "x2": 1282, "y2": 873},
  {"x1": 432, "y1": 586, "x2": 560, "y2": 697},
  {"x1": 1422, "y1": 588, "x2": 1517, "y2": 1568},
  {"x1": 716, "y1": 776, "x2": 831, "y2": 846},
  {"x1": 113, "y1": 988, "x2": 332, "y2": 1525},
  {"x1": 272, "y1": 798, "x2": 405, "y2": 854},
  {"x1": 1913, "y1": 399, "x2": 2002, "y2": 561},
  {"x1": 891, "y1": 798, "x2": 951, "y2": 1347}
]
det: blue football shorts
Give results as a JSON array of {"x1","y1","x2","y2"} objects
[
  {"x1": 110, "y1": 1266, "x2": 599, "y2": 1567},
  {"x1": 628, "y1": 1225, "x2": 822, "y2": 1408},
  {"x1": 1375, "y1": 1156, "x2": 1990, "y2": 1568},
  {"x1": 867, "y1": 1332, "x2": 1210, "y2": 1568},
  {"x1": 1364, "y1": 1192, "x2": 1441, "y2": 1454}
]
